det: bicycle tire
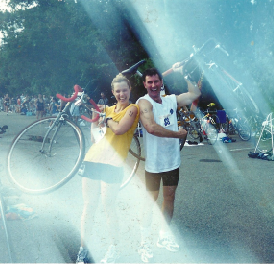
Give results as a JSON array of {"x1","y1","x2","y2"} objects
[
  {"x1": 0, "y1": 191, "x2": 14, "y2": 262},
  {"x1": 255, "y1": 128, "x2": 273, "y2": 153},
  {"x1": 7, "y1": 117, "x2": 85, "y2": 195},
  {"x1": 121, "y1": 135, "x2": 141, "y2": 190},
  {"x1": 188, "y1": 128, "x2": 200, "y2": 140},
  {"x1": 210, "y1": 114, "x2": 220, "y2": 130},
  {"x1": 237, "y1": 122, "x2": 251, "y2": 141}
]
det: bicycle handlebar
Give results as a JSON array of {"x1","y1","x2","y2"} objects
[
  {"x1": 56, "y1": 85, "x2": 83, "y2": 102},
  {"x1": 81, "y1": 97, "x2": 101, "y2": 123},
  {"x1": 57, "y1": 84, "x2": 101, "y2": 123}
]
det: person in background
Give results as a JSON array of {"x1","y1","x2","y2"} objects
[
  {"x1": 51, "y1": 97, "x2": 60, "y2": 116},
  {"x1": 76, "y1": 73, "x2": 139, "y2": 264},
  {"x1": 35, "y1": 94, "x2": 45, "y2": 120},
  {"x1": 3, "y1": 94, "x2": 10, "y2": 115},
  {"x1": 16, "y1": 96, "x2": 21, "y2": 113},
  {"x1": 97, "y1": 92, "x2": 109, "y2": 106},
  {"x1": 70, "y1": 97, "x2": 81, "y2": 124},
  {"x1": 59, "y1": 93, "x2": 67, "y2": 111},
  {"x1": 137, "y1": 65, "x2": 201, "y2": 262}
]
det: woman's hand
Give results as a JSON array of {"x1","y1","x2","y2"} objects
[{"x1": 107, "y1": 105, "x2": 138, "y2": 135}]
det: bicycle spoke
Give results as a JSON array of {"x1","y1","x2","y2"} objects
[
  {"x1": 121, "y1": 135, "x2": 141, "y2": 190},
  {"x1": 8, "y1": 117, "x2": 84, "y2": 194}
]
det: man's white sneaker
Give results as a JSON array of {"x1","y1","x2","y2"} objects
[
  {"x1": 138, "y1": 242, "x2": 154, "y2": 263},
  {"x1": 157, "y1": 236, "x2": 179, "y2": 252},
  {"x1": 100, "y1": 245, "x2": 120, "y2": 263},
  {"x1": 76, "y1": 247, "x2": 91, "y2": 264}
]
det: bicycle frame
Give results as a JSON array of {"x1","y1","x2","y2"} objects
[{"x1": 38, "y1": 102, "x2": 72, "y2": 154}]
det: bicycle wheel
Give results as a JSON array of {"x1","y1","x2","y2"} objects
[
  {"x1": 121, "y1": 135, "x2": 141, "y2": 190},
  {"x1": 205, "y1": 123, "x2": 218, "y2": 145},
  {"x1": 237, "y1": 122, "x2": 251, "y2": 141},
  {"x1": 0, "y1": 191, "x2": 14, "y2": 263},
  {"x1": 260, "y1": 129, "x2": 272, "y2": 141},
  {"x1": 210, "y1": 114, "x2": 220, "y2": 130},
  {"x1": 7, "y1": 117, "x2": 85, "y2": 194},
  {"x1": 255, "y1": 128, "x2": 273, "y2": 153},
  {"x1": 188, "y1": 121, "x2": 202, "y2": 140}
]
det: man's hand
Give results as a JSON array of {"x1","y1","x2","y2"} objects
[
  {"x1": 178, "y1": 127, "x2": 187, "y2": 138},
  {"x1": 172, "y1": 62, "x2": 183, "y2": 74}
]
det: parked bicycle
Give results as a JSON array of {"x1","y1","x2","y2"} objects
[
  {"x1": 222, "y1": 108, "x2": 251, "y2": 141},
  {"x1": 254, "y1": 112, "x2": 274, "y2": 154},
  {"x1": 177, "y1": 105, "x2": 220, "y2": 145}
]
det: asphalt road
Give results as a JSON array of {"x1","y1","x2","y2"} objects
[{"x1": 0, "y1": 111, "x2": 274, "y2": 263}]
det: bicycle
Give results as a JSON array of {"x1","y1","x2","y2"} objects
[
  {"x1": 177, "y1": 108, "x2": 202, "y2": 143},
  {"x1": 7, "y1": 85, "x2": 142, "y2": 194},
  {"x1": 198, "y1": 109, "x2": 219, "y2": 145},
  {"x1": 177, "y1": 106, "x2": 220, "y2": 146},
  {"x1": 203, "y1": 103, "x2": 221, "y2": 129},
  {"x1": 254, "y1": 112, "x2": 274, "y2": 154},
  {"x1": 7, "y1": 86, "x2": 94, "y2": 194},
  {"x1": 222, "y1": 108, "x2": 251, "y2": 141},
  {"x1": 173, "y1": 38, "x2": 260, "y2": 117}
]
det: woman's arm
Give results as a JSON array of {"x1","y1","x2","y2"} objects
[{"x1": 107, "y1": 105, "x2": 138, "y2": 135}]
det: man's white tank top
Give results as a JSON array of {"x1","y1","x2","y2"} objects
[{"x1": 137, "y1": 94, "x2": 181, "y2": 173}]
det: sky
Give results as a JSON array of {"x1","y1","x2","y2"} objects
[{"x1": 0, "y1": 0, "x2": 8, "y2": 11}]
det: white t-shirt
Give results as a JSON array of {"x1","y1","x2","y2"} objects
[{"x1": 137, "y1": 94, "x2": 181, "y2": 173}]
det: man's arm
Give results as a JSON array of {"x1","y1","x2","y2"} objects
[
  {"x1": 172, "y1": 62, "x2": 201, "y2": 107},
  {"x1": 176, "y1": 80, "x2": 201, "y2": 107},
  {"x1": 138, "y1": 99, "x2": 187, "y2": 138}
]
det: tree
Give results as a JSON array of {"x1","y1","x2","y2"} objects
[{"x1": 0, "y1": 0, "x2": 148, "y2": 102}]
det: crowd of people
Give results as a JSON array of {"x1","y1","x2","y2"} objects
[{"x1": 0, "y1": 93, "x2": 64, "y2": 119}]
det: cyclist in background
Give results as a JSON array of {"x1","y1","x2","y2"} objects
[
  {"x1": 136, "y1": 65, "x2": 201, "y2": 262},
  {"x1": 76, "y1": 73, "x2": 139, "y2": 264}
]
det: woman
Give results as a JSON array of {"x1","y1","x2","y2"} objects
[
  {"x1": 76, "y1": 74, "x2": 139, "y2": 264},
  {"x1": 35, "y1": 94, "x2": 45, "y2": 119}
]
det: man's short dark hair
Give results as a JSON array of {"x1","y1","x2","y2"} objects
[{"x1": 142, "y1": 68, "x2": 162, "y2": 82}]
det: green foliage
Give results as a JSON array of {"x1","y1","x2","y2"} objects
[{"x1": 0, "y1": 0, "x2": 148, "y2": 102}]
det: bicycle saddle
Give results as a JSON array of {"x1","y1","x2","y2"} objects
[{"x1": 121, "y1": 60, "x2": 146, "y2": 76}]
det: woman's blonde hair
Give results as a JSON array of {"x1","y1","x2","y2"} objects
[{"x1": 111, "y1": 73, "x2": 131, "y2": 90}]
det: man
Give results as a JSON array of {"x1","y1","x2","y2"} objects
[
  {"x1": 137, "y1": 64, "x2": 201, "y2": 262},
  {"x1": 97, "y1": 92, "x2": 109, "y2": 105}
]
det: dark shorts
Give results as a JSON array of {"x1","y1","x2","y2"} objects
[
  {"x1": 81, "y1": 161, "x2": 123, "y2": 184},
  {"x1": 145, "y1": 168, "x2": 179, "y2": 192}
]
